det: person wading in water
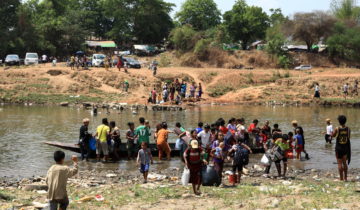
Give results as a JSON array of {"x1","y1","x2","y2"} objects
[
  {"x1": 332, "y1": 115, "x2": 351, "y2": 182},
  {"x1": 291, "y1": 121, "x2": 309, "y2": 160}
]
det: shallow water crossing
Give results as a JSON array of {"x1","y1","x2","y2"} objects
[{"x1": 0, "y1": 105, "x2": 359, "y2": 178}]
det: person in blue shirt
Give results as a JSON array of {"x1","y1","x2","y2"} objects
[
  {"x1": 181, "y1": 82, "x2": 187, "y2": 98},
  {"x1": 195, "y1": 122, "x2": 203, "y2": 134}
]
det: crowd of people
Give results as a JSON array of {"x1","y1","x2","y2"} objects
[
  {"x1": 149, "y1": 79, "x2": 203, "y2": 104},
  {"x1": 46, "y1": 114, "x2": 351, "y2": 209}
]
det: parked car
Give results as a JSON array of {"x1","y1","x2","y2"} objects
[
  {"x1": 124, "y1": 57, "x2": 141, "y2": 69},
  {"x1": 294, "y1": 65, "x2": 312, "y2": 70},
  {"x1": 5, "y1": 54, "x2": 20, "y2": 66},
  {"x1": 24, "y1": 52, "x2": 39, "y2": 65},
  {"x1": 92, "y1": 54, "x2": 106, "y2": 67}
]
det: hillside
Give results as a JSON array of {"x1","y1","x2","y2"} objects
[{"x1": 1, "y1": 61, "x2": 360, "y2": 106}]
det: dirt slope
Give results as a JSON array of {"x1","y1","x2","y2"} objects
[{"x1": 1, "y1": 63, "x2": 360, "y2": 105}]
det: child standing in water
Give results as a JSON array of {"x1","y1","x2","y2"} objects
[
  {"x1": 294, "y1": 129, "x2": 304, "y2": 160},
  {"x1": 324, "y1": 119, "x2": 333, "y2": 144},
  {"x1": 332, "y1": 115, "x2": 351, "y2": 181},
  {"x1": 137, "y1": 142, "x2": 153, "y2": 183},
  {"x1": 126, "y1": 122, "x2": 137, "y2": 160}
]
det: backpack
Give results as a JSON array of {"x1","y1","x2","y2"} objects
[{"x1": 234, "y1": 145, "x2": 249, "y2": 165}]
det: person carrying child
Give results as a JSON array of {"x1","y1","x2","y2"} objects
[
  {"x1": 46, "y1": 151, "x2": 78, "y2": 210},
  {"x1": 211, "y1": 142, "x2": 225, "y2": 182},
  {"x1": 137, "y1": 142, "x2": 153, "y2": 183}
]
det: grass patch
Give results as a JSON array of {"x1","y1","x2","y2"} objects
[
  {"x1": 321, "y1": 97, "x2": 360, "y2": 104},
  {"x1": 199, "y1": 71, "x2": 218, "y2": 83},
  {"x1": 27, "y1": 83, "x2": 53, "y2": 89},
  {"x1": 159, "y1": 54, "x2": 172, "y2": 67},
  {"x1": 38, "y1": 78, "x2": 50, "y2": 82},
  {"x1": 208, "y1": 85, "x2": 235, "y2": 97},
  {"x1": 245, "y1": 72, "x2": 254, "y2": 84}
]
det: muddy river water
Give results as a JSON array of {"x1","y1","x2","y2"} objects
[{"x1": 0, "y1": 105, "x2": 359, "y2": 178}]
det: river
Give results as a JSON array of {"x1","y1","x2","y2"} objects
[{"x1": 0, "y1": 105, "x2": 359, "y2": 178}]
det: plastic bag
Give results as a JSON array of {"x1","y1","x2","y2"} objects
[
  {"x1": 202, "y1": 165, "x2": 221, "y2": 186},
  {"x1": 175, "y1": 138, "x2": 183, "y2": 150},
  {"x1": 89, "y1": 137, "x2": 96, "y2": 151},
  {"x1": 181, "y1": 167, "x2": 190, "y2": 186},
  {"x1": 260, "y1": 154, "x2": 271, "y2": 166}
]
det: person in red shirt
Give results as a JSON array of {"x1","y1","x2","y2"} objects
[
  {"x1": 259, "y1": 130, "x2": 268, "y2": 145},
  {"x1": 218, "y1": 119, "x2": 228, "y2": 135},
  {"x1": 248, "y1": 119, "x2": 259, "y2": 134},
  {"x1": 184, "y1": 131, "x2": 207, "y2": 195}
]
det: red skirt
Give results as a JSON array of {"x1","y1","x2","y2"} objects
[{"x1": 189, "y1": 163, "x2": 202, "y2": 185}]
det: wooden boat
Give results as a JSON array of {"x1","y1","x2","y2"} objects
[
  {"x1": 44, "y1": 141, "x2": 180, "y2": 158},
  {"x1": 44, "y1": 140, "x2": 264, "y2": 158}
]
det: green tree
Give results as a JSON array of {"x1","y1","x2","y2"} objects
[
  {"x1": 170, "y1": 25, "x2": 199, "y2": 52},
  {"x1": 331, "y1": 0, "x2": 360, "y2": 22},
  {"x1": 105, "y1": 0, "x2": 174, "y2": 44},
  {"x1": 265, "y1": 25, "x2": 286, "y2": 56},
  {"x1": 175, "y1": 0, "x2": 221, "y2": 31},
  {"x1": 269, "y1": 8, "x2": 287, "y2": 26},
  {"x1": 132, "y1": 0, "x2": 174, "y2": 44},
  {"x1": 223, "y1": 0, "x2": 269, "y2": 49},
  {"x1": 0, "y1": 0, "x2": 21, "y2": 57},
  {"x1": 80, "y1": 0, "x2": 112, "y2": 39},
  {"x1": 327, "y1": 22, "x2": 360, "y2": 62},
  {"x1": 12, "y1": 1, "x2": 44, "y2": 54}
]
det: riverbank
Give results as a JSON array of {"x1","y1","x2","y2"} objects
[
  {"x1": 1, "y1": 64, "x2": 360, "y2": 107},
  {"x1": 1, "y1": 164, "x2": 360, "y2": 209}
]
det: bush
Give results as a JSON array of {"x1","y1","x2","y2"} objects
[
  {"x1": 194, "y1": 39, "x2": 211, "y2": 59},
  {"x1": 170, "y1": 25, "x2": 199, "y2": 53},
  {"x1": 277, "y1": 55, "x2": 291, "y2": 69}
]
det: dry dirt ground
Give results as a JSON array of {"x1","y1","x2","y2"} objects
[{"x1": 1, "y1": 63, "x2": 360, "y2": 105}]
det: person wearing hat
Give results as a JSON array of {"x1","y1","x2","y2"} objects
[
  {"x1": 324, "y1": 119, "x2": 333, "y2": 144},
  {"x1": 79, "y1": 118, "x2": 91, "y2": 161},
  {"x1": 291, "y1": 120, "x2": 309, "y2": 160},
  {"x1": 184, "y1": 130, "x2": 207, "y2": 195}
]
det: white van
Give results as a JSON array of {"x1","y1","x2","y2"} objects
[
  {"x1": 25, "y1": 52, "x2": 39, "y2": 65},
  {"x1": 92, "y1": 54, "x2": 106, "y2": 67}
]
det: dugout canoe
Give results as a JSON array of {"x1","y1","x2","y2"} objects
[{"x1": 44, "y1": 141, "x2": 264, "y2": 158}]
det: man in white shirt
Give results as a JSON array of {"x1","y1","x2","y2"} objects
[
  {"x1": 197, "y1": 124, "x2": 211, "y2": 150},
  {"x1": 42, "y1": 54, "x2": 47, "y2": 63}
]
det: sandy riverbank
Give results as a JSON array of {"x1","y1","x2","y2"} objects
[
  {"x1": 1, "y1": 162, "x2": 360, "y2": 209},
  {"x1": 1, "y1": 64, "x2": 360, "y2": 107}
]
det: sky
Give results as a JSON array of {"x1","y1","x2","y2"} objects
[{"x1": 166, "y1": 0, "x2": 334, "y2": 17}]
